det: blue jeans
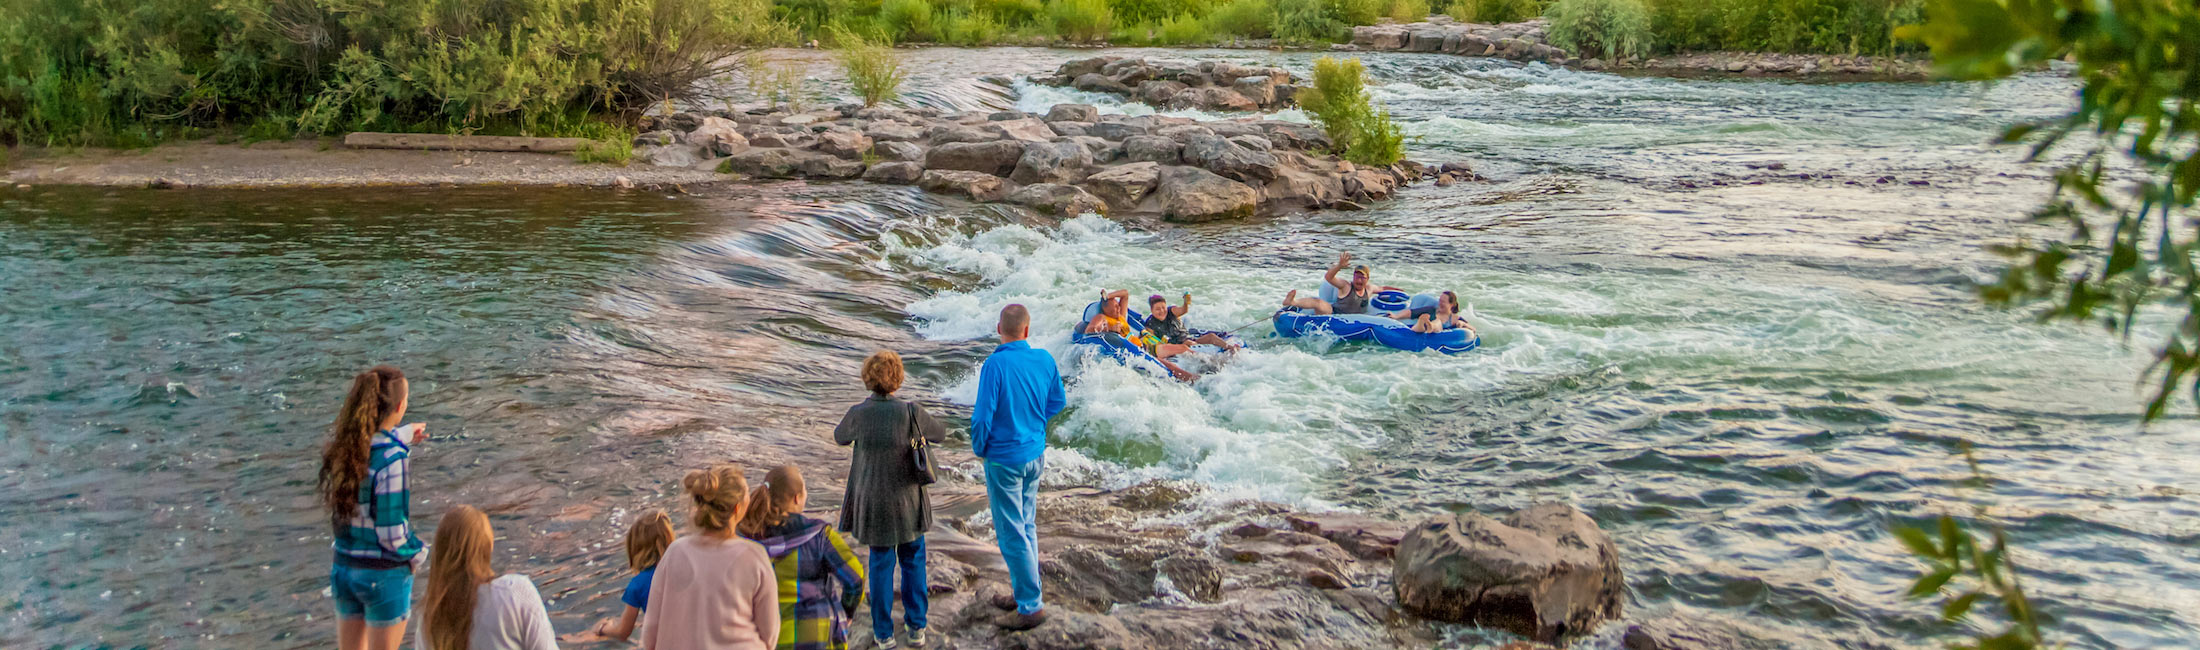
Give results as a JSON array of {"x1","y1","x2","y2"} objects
[
  {"x1": 984, "y1": 457, "x2": 1044, "y2": 615},
  {"x1": 866, "y1": 537, "x2": 929, "y2": 640},
  {"x1": 329, "y1": 562, "x2": 413, "y2": 627}
]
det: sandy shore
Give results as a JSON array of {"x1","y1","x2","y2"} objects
[{"x1": 3, "y1": 139, "x2": 724, "y2": 189}]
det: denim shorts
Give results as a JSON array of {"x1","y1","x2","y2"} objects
[{"x1": 330, "y1": 562, "x2": 413, "y2": 626}]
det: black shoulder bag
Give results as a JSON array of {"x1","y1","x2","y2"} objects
[{"x1": 905, "y1": 401, "x2": 938, "y2": 486}]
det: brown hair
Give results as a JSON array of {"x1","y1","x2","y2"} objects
[
  {"x1": 862, "y1": 350, "x2": 905, "y2": 395},
  {"x1": 737, "y1": 465, "x2": 807, "y2": 538},
  {"x1": 1441, "y1": 291, "x2": 1458, "y2": 313},
  {"x1": 318, "y1": 365, "x2": 406, "y2": 528},
  {"x1": 625, "y1": 509, "x2": 675, "y2": 572},
  {"x1": 682, "y1": 464, "x2": 749, "y2": 534},
  {"x1": 422, "y1": 505, "x2": 496, "y2": 650},
  {"x1": 998, "y1": 304, "x2": 1030, "y2": 335}
]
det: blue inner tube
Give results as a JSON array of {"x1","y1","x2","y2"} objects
[
  {"x1": 1276, "y1": 289, "x2": 1479, "y2": 354},
  {"x1": 1069, "y1": 301, "x2": 1245, "y2": 375}
]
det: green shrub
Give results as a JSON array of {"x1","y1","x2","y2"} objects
[
  {"x1": 976, "y1": 0, "x2": 1047, "y2": 22},
  {"x1": 1206, "y1": 0, "x2": 1275, "y2": 37},
  {"x1": 834, "y1": 29, "x2": 909, "y2": 106},
  {"x1": 240, "y1": 115, "x2": 298, "y2": 143},
  {"x1": 1546, "y1": 0, "x2": 1653, "y2": 59},
  {"x1": 1329, "y1": 0, "x2": 1384, "y2": 26},
  {"x1": 880, "y1": 0, "x2": 939, "y2": 41},
  {"x1": 1045, "y1": 0, "x2": 1114, "y2": 41},
  {"x1": 1383, "y1": 0, "x2": 1432, "y2": 22},
  {"x1": 1447, "y1": 0, "x2": 1542, "y2": 23},
  {"x1": 1299, "y1": 56, "x2": 1404, "y2": 166},
  {"x1": 1274, "y1": 0, "x2": 1348, "y2": 43},
  {"x1": 1636, "y1": 0, "x2": 1923, "y2": 56},
  {"x1": 574, "y1": 136, "x2": 635, "y2": 165},
  {"x1": 1105, "y1": 0, "x2": 1205, "y2": 25},
  {"x1": 1156, "y1": 13, "x2": 1213, "y2": 43},
  {"x1": 937, "y1": 10, "x2": 1007, "y2": 43}
]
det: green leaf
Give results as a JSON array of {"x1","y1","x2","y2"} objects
[
  {"x1": 1942, "y1": 591, "x2": 1983, "y2": 621},
  {"x1": 1895, "y1": 526, "x2": 1941, "y2": 558},
  {"x1": 1909, "y1": 567, "x2": 1957, "y2": 598}
]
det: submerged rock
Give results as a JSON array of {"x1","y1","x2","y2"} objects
[{"x1": 1393, "y1": 502, "x2": 1625, "y2": 643}]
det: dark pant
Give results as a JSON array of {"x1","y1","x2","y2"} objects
[{"x1": 867, "y1": 536, "x2": 928, "y2": 640}]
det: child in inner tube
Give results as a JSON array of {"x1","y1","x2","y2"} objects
[
  {"x1": 1388, "y1": 290, "x2": 1475, "y2": 334},
  {"x1": 1084, "y1": 289, "x2": 1200, "y2": 383}
]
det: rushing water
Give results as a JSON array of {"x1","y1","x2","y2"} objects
[{"x1": 4, "y1": 48, "x2": 2197, "y2": 649}]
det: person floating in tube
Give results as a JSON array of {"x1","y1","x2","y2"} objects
[
  {"x1": 1280, "y1": 252, "x2": 1402, "y2": 315},
  {"x1": 1083, "y1": 289, "x2": 1200, "y2": 383},
  {"x1": 1144, "y1": 293, "x2": 1242, "y2": 353},
  {"x1": 1387, "y1": 290, "x2": 1475, "y2": 334}
]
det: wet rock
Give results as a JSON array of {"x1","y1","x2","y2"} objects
[
  {"x1": 864, "y1": 121, "x2": 927, "y2": 142},
  {"x1": 928, "y1": 125, "x2": 999, "y2": 145},
  {"x1": 1047, "y1": 121, "x2": 1092, "y2": 137},
  {"x1": 1393, "y1": 502, "x2": 1624, "y2": 643},
  {"x1": 745, "y1": 129, "x2": 812, "y2": 149},
  {"x1": 1262, "y1": 163, "x2": 1346, "y2": 212},
  {"x1": 667, "y1": 112, "x2": 702, "y2": 132},
  {"x1": 1080, "y1": 162, "x2": 1160, "y2": 210},
  {"x1": 632, "y1": 130, "x2": 677, "y2": 147},
  {"x1": 637, "y1": 143, "x2": 705, "y2": 168},
  {"x1": 814, "y1": 128, "x2": 871, "y2": 160},
  {"x1": 1007, "y1": 183, "x2": 1108, "y2": 216},
  {"x1": 1156, "y1": 165, "x2": 1258, "y2": 222},
  {"x1": 1046, "y1": 103, "x2": 1100, "y2": 123},
  {"x1": 1182, "y1": 134, "x2": 1279, "y2": 184},
  {"x1": 1155, "y1": 553, "x2": 1223, "y2": 603},
  {"x1": 1229, "y1": 134, "x2": 1274, "y2": 152},
  {"x1": 1010, "y1": 141, "x2": 1096, "y2": 185},
  {"x1": 872, "y1": 140, "x2": 926, "y2": 162},
  {"x1": 684, "y1": 116, "x2": 748, "y2": 157},
  {"x1": 1622, "y1": 615, "x2": 1805, "y2": 650},
  {"x1": 721, "y1": 148, "x2": 807, "y2": 178},
  {"x1": 1286, "y1": 512, "x2": 1408, "y2": 561},
  {"x1": 1122, "y1": 135, "x2": 1182, "y2": 164},
  {"x1": 1113, "y1": 480, "x2": 1197, "y2": 511},
  {"x1": 918, "y1": 169, "x2": 1017, "y2": 202},
  {"x1": 1052, "y1": 136, "x2": 1119, "y2": 163},
  {"x1": 997, "y1": 610, "x2": 1135, "y2": 650},
  {"x1": 1073, "y1": 72, "x2": 1135, "y2": 95},
  {"x1": 863, "y1": 161, "x2": 925, "y2": 184},
  {"x1": 988, "y1": 117, "x2": 1059, "y2": 143},
  {"x1": 1043, "y1": 57, "x2": 1300, "y2": 112},
  {"x1": 1059, "y1": 56, "x2": 1120, "y2": 79},
  {"x1": 1223, "y1": 530, "x2": 1356, "y2": 577},
  {"x1": 1088, "y1": 121, "x2": 1149, "y2": 141},
  {"x1": 797, "y1": 152, "x2": 865, "y2": 178},
  {"x1": 1170, "y1": 86, "x2": 1259, "y2": 112},
  {"x1": 1306, "y1": 568, "x2": 1352, "y2": 590},
  {"x1": 1138, "y1": 80, "x2": 1190, "y2": 106},
  {"x1": 927, "y1": 140, "x2": 1027, "y2": 177}
]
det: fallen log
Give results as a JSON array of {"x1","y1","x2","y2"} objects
[{"x1": 343, "y1": 132, "x2": 590, "y2": 153}]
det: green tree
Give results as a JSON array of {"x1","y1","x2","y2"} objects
[{"x1": 1903, "y1": 0, "x2": 2200, "y2": 421}]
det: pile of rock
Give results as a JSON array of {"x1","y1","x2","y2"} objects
[
  {"x1": 1347, "y1": 16, "x2": 1928, "y2": 78},
  {"x1": 631, "y1": 101, "x2": 1454, "y2": 222},
  {"x1": 1030, "y1": 57, "x2": 1303, "y2": 112}
]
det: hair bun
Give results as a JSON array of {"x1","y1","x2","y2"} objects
[{"x1": 683, "y1": 469, "x2": 718, "y2": 497}]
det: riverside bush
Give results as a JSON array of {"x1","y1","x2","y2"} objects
[
  {"x1": 1300, "y1": 57, "x2": 1404, "y2": 166},
  {"x1": 1206, "y1": 0, "x2": 1275, "y2": 37},
  {"x1": 1546, "y1": 0, "x2": 1653, "y2": 60},
  {"x1": 879, "y1": 0, "x2": 939, "y2": 41},
  {"x1": 1156, "y1": 13, "x2": 1214, "y2": 44},
  {"x1": 0, "y1": 0, "x2": 782, "y2": 146},
  {"x1": 1274, "y1": 0, "x2": 1350, "y2": 43},
  {"x1": 1447, "y1": 0, "x2": 1544, "y2": 23},
  {"x1": 937, "y1": 11, "x2": 1007, "y2": 44},
  {"x1": 1106, "y1": 0, "x2": 1205, "y2": 26},
  {"x1": 1045, "y1": 0, "x2": 1114, "y2": 41},
  {"x1": 834, "y1": 29, "x2": 909, "y2": 106},
  {"x1": 1384, "y1": 0, "x2": 1433, "y2": 22}
]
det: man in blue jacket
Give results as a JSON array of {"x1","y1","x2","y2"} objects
[{"x1": 970, "y1": 303, "x2": 1066, "y2": 631}]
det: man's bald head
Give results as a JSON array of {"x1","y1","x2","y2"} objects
[{"x1": 997, "y1": 304, "x2": 1031, "y2": 342}]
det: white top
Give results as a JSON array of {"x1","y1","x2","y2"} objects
[{"x1": 416, "y1": 574, "x2": 560, "y2": 650}]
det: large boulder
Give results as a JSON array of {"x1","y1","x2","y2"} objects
[
  {"x1": 815, "y1": 128, "x2": 872, "y2": 160},
  {"x1": 1053, "y1": 135, "x2": 1120, "y2": 163},
  {"x1": 864, "y1": 121, "x2": 927, "y2": 143},
  {"x1": 918, "y1": 169, "x2": 1017, "y2": 202},
  {"x1": 721, "y1": 147, "x2": 805, "y2": 178},
  {"x1": 1088, "y1": 122, "x2": 1149, "y2": 141},
  {"x1": 637, "y1": 143, "x2": 706, "y2": 168},
  {"x1": 1046, "y1": 103, "x2": 1101, "y2": 123},
  {"x1": 988, "y1": 117, "x2": 1059, "y2": 143},
  {"x1": 873, "y1": 140, "x2": 926, "y2": 162},
  {"x1": 1010, "y1": 141, "x2": 1096, "y2": 185},
  {"x1": 684, "y1": 116, "x2": 749, "y2": 157},
  {"x1": 1057, "y1": 56, "x2": 1121, "y2": 79},
  {"x1": 796, "y1": 153, "x2": 866, "y2": 178},
  {"x1": 863, "y1": 161, "x2": 925, "y2": 184},
  {"x1": 746, "y1": 129, "x2": 813, "y2": 149},
  {"x1": 927, "y1": 125, "x2": 999, "y2": 145},
  {"x1": 1073, "y1": 72, "x2": 1134, "y2": 95},
  {"x1": 1008, "y1": 183, "x2": 1108, "y2": 216},
  {"x1": 1155, "y1": 165, "x2": 1257, "y2": 222},
  {"x1": 927, "y1": 140, "x2": 1027, "y2": 177},
  {"x1": 1182, "y1": 134, "x2": 1279, "y2": 183},
  {"x1": 1392, "y1": 503, "x2": 1624, "y2": 643},
  {"x1": 1080, "y1": 162, "x2": 1160, "y2": 211},
  {"x1": 1138, "y1": 80, "x2": 1190, "y2": 106},
  {"x1": 1122, "y1": 135, "x2": 1182, "y2": 164},
  {"x1": 1169, "y1": 86, "x2": 1259, "y2": 112}
]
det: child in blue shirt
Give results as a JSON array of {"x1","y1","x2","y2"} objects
[{"x1": 590, "y1": 509, "x2": 675, "y2": 642}]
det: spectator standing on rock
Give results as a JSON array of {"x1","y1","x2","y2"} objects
[
  {"x1": 833, "y1": 350, "x2": 948, "y2": 649},
  {"x1": 970, "y1": 304, "x2": 1066, "y2": 630}
]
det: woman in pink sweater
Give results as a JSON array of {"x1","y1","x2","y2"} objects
[{"x1": 644, "y1": 464, "x2": 781, "y2": 650}]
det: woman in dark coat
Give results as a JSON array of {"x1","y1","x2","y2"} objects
[{"x1": 833, "y1": 350, "x2": 946, "y2": 650}]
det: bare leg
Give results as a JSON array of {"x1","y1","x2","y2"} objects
[
  {"x1": 367, "y1": 621, "x2": 406, "y2": 650},
  {"x1": 1160, "y1": 358, "x2": 1199, "y2": 383},
  {"x1": 339, "y1": 618, "x2": 366, "y2": 650},
  {"x1": 1414, "y1": 315, "x2": 1436, "y2": 333},
  {"x1": 1282, "y1": 290, "x2": 1334, "y2": 315},
  {"x1": 1156, "y1": 343, "x2": 1191, "y2": 359},
  {"x1": 1195, "y1": 332, "x2": 1240, "y2": 352}
]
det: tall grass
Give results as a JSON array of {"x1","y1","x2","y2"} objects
[
  {"x1": 834, "y1": 29, "x2": 909, "y2": 106},
  {"x1": 1299, "y1": 57, "x2": 1404, "y2": 166},
  {"x1": 1384, "y1": 0, "x2": 1433, "y2": 22},
  {"x1": 1206, "y1": 0, "x2": 1276, "y2": 37},
  {"x1": 1545, "y1": 0, "x2": 1653, "y2": 60},
  {"x1": 1274, "y1": 0, "x2": 1350, "y2": 43},
  {"x1": 879, "y1": 0, "x2": 939, "y2": 41},
  {"x1": 1156, "y1": 13, "x2": 1214, "y2": 43},
  {"x1": 1447, "y1": 0, "x2": 1544, "y2": 23},
  {"x1": 1045, "y1": 0, "x2": 1114, "y2": 41}
]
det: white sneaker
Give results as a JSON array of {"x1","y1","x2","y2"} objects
[
  {"x1": 876, "y1": 636, "x2": 900, "y2": 650},
  {"x1": 906, "y1": 627, "x2": 928, "y2": 648}
]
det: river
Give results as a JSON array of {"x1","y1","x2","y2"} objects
[{"x1": 1, "y1": 48, "x2": 2194, "y2": 648}]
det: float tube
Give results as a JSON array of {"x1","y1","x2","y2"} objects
[
  {"x1": 1069, "y1": 301, "x2": 1245, "y2": 376},
  {"x1": 1273, "y1": 286, "x2": 1480, "y2": 354}
]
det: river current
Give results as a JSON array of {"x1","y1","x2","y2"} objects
[{"x1": 1, "y1": 48, "x2": 2194, "y2": 648}]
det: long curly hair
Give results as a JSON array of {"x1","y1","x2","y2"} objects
[
  {"x1": 317, "y1": 365, "x2": 406, "y2": 528},
  {"x1": 422, "y1": 505, "x2": 496, "y2": 650}
]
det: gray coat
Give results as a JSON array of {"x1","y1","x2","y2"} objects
[{"x1": 834, "y1": 394, "x2": 947, "y2": 548}]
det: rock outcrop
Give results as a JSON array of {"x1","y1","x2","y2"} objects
[
  {"x1": 1392, "y1": 502, "x2": 1625, "y2": 643},
  {"x1": 1032, "y1": 57, "x2": 1302, "y2": 112},
  {"x1": 634, "y1": 95, "x2": 1447, "y2": 221},
  {"x1": 1347, "y1": 16, "x2": 1928, "y2": 78}
]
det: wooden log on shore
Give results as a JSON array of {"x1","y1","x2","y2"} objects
[{"x1": 343, "y1": 132, "x2": 590, "y2": 153}]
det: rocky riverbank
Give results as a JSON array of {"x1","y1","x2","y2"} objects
[
  {"x1": 1345, "y1": 17, "x2": 1930, "y2": 79},
  {"x1": 1029, "y1": 57, "x2": 1304, "y2": 112},
  {"x1": 635, "y1": 101, "x2": 1469, "y2": 222}
]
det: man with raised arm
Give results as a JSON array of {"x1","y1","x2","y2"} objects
[{"x1": 970, "y1": 304, "x2": 1066, "y2": 631}]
